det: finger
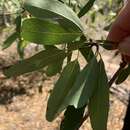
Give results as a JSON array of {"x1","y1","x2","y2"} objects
[
  {"x1": 122, "y1": 55, "x2": 130, "y2": 63},
  {"x1": 107, "y1": 1, "x2": 130, "y2": 43},
  {"x1": 118, "y1": 36, "x2": 130, "y2": 56}
]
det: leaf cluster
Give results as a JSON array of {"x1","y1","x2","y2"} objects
[{"x1": 2, "y1": 0, "x2": 128, "y2": 130}]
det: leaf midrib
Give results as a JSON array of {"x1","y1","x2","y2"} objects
[{"x1": 23, "y1": 30, "x2": 81, "y2": 36}]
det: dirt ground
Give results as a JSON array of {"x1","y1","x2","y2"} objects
[{"x1": 0, "y1": 30, "x2": 130, "y2": 130}]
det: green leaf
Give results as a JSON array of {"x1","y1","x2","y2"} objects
[
  {"x1": 116, "y1": 65, "x2": 130, "y2": 84},
  {"x1": 21, "y1": 18, "x2": 82, "y2": 45},
  {"x1": 24, "y1": 0, "x2": 83, "y2": 32},
  {"x1": 2, "y1": 32, "x2": 18, "y2": 50},
  {"x1": 46, "y1": 60, "x2": 63, "y2": 77},
  {"x1": 89, "y1": 59, "x2": 109, "y2": 130},
  {"x1": 44, "y1": 45, "x2": 64, "y2": 76},
  {"x1": 3, "y1": 48, "x2": 66, "y2": 77},
  {"x1": 78, "y1": 0, "x2": 96, "y2": 18},
  {"x1": 46, "y1": 60, "x2": 80, "y2": 121},
  {"x1": 63, "y1": 56, "x2": 99, "y2": 108},
  {"x1": 79, "y1": 47, "x2": 94, "y2": 62},
  {"x1": 60, "y1": 106, "x2": 85, "y2": 130}
]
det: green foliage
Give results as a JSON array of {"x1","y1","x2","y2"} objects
[
  {"x1": 60, "y1": 106, "x2": 85, "y2": 130},
  {"x1": 79, "y1": 47, "x2": 94, "y2": 62},
  {"x1": 3, "y1": 48, "x2": 66, "y2": 77},
  {"x1": 116, "y1": 65, "x2": 130, "y2": 84},
  {"x1": 89, "y1": 59, "x2": 109, "y2": 130},
  {"x1": 63, "y1": 56, "x2": 99, "y2": 108},
  {"x1": 46, "y1": 60, "x2": 80, "y2": 121},
  {"x1": 2, "y1": 32, "x2": 18, "y2": 49},
  {"x1": 1, "y1": 0, "x2": 127, "y2": 130},
  {"x1": 46, "y1": 60, "x2": 64, "y2": 77},
  {"x1": 21, "y1": 18, "x2": 82, "y2": 45},
  {"x1": 24, "y1": 0, "x2": 83, "y2": 31},
  {"x1": 44, "y1": 46, "x2": 64, "y2": 76}
]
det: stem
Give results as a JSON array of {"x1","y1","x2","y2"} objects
[
  {"x1": 79, "y1": 111, "x2": 89, "y2": 127},
  {"x1": 67, "y1": 44, "x2": 72, "y2": 63}
]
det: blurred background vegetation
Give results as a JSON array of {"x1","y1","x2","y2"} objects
[{"x1": 0, "y1": 0, "x2": 23, "y2": 27}]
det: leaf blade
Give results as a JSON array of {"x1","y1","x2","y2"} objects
[
  {"x1": 46, "y1": 60, "x2": 80, "y2": 121},
  {"x1": 21, "y1": 18, "x2": 82, "y2": 45},
  {"x1": 116, "y1": 65, "x2": 130, "y2": 84},
  {"x1": 79, "y1": 47, "x2": 94, "y2": 62},
  {"x1": 3, "y1": 48, "x2": 66, "y2": 77},
  {"x1": 2, "y1": 32, "x2": 18, "y2": 50},
  {"x1": 89, "y1": 59, "x2": 109, "y2": 130},
  {"x1": 45, "y1": 45, "x2": 64, "y2": 76},
  {"x1": 24, "y1": 0, "x2": 84, "y2": 31},
  {"x1": 63, "y1": 56, "x2": 99, "y2": 108},
  {"x1": 60, "y1": 106, "x2": 85, "y2": 130}
]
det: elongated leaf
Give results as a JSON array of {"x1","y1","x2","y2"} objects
[
  {"x1": 60, "y1": 106, "x2": 85, "y2": 130},
  {"x1": 21, "y1": 18, "x2": 82, "y2": 45},
  {"x1": 3, "y1": 48, "x2": 66, "y2": 77},
  {"x1": 63, "y1": 56, "x2": 98, "y2": 108},
  {"x1": 44, "y1": 45, "x2": 63, "y2": 76},
  {"x1": 89, "y1": 59, "x2": 109, "y2": 130},
  {"x1": 46, "y1": 60, "x2": 63, "y2": 77},
  {"x1": 2, "y1": 32, "x2": 18, "y2": 50},
  {"x1": 79, "y1": 47, "x2": 94, "y2": 62},
  {"x1": 24, "y1": 0, "x2": 83, "y2": 32},
  {"x1": 116, "y1": 65, "x2": 130, "y2": 84},
  {"x1": 78, "y1": 0, "x2": 96, "y2": 18},
  {"x1": 46, "y1": 60, "x2": 80, "y2": 121},
  {"x1": 77, "y1": 36, "x2": 94, "y2": 62}
]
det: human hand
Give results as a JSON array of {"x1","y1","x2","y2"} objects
[{"x1": 107, "y1": 0, "x2": 130, "y2": 62}]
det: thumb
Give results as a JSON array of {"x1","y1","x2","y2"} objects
[
  {"x1": 107, "y1": 1, "x2": 130, "y2": 45},
  {"x1": 118, "y1": 36, "x2": 130, "y2": 56}
]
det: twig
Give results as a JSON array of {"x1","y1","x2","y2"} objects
[{"x1": 79, "y1": 111, "x2": 89, "y2": 127}]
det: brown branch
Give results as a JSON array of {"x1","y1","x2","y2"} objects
[{"x1": 79, "y1": 111, "x2": 89, "y2": 127}]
